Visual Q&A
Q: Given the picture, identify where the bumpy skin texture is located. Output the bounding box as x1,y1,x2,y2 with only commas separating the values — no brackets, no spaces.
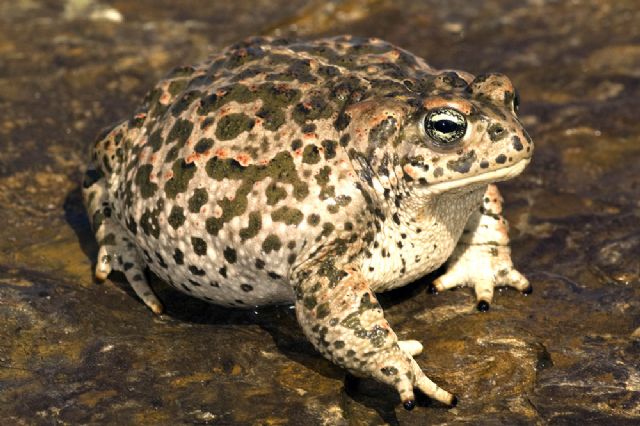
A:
82,36,533,408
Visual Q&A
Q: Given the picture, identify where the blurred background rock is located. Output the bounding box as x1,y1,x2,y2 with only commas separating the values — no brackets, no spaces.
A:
0,0,639,424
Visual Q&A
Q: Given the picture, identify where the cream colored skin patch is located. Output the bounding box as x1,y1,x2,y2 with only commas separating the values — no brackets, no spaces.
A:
82,36,533,410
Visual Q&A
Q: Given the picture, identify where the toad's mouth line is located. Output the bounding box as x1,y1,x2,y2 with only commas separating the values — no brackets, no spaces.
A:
427,158,531,194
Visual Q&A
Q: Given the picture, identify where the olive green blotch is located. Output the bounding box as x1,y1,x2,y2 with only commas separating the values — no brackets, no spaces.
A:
303,294,317,310
134,164,158,199
215,113,255,141
165,159,197,199
172,90,203,117
265,183,287,205
292,96,334,125
148,129,164,152
271,206,303,226
165,146,180,163
197,84,256,116
302,144,321,164
256,106,285,131
168,79,189,96
316,303,331,319
167,118,194,148
239,211,262,241
188,188,208,213
194,138,214,153
262,234,282,253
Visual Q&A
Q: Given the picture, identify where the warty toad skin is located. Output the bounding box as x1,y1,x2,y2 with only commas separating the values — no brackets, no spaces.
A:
82,35,533,410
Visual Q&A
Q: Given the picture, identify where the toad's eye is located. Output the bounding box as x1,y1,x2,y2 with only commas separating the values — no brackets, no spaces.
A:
513,89,520,113
423,108,467,147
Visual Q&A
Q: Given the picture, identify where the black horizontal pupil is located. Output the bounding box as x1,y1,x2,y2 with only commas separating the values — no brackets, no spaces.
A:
434,119,460,134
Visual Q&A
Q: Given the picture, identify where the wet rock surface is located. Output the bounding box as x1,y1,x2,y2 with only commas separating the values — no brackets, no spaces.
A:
1,0,639,424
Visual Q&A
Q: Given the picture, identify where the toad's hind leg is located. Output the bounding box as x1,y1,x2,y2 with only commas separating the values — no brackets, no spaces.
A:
292,250,456,410
82,166,164,314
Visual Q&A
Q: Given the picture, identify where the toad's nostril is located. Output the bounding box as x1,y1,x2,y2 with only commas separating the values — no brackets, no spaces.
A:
487,123,506,142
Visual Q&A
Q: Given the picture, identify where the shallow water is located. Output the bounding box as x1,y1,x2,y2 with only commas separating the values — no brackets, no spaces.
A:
1,0,639,424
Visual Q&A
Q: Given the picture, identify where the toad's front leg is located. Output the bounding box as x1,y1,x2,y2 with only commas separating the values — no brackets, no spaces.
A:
292,250,456,410
432,184,530,311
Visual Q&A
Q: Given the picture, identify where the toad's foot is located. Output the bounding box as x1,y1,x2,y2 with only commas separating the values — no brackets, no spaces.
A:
95,241,164,315
398,340,423,356
432,243,530,311
431,185,530,311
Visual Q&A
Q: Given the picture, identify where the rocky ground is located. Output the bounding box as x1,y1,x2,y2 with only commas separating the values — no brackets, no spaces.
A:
1,0,639,424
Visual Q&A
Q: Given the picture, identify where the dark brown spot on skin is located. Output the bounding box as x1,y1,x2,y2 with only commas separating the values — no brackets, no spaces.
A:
307,213,320,226
197,84,256,116
321,222,335,237
173,248,184,265
302,123,316,133
495,154,507,164
512,135,523,151
223,247,237,263
201,117,215,129
189,265,206,276
241,284,253,292
321,140,337,159
140,205,162,239
168,206,185,229
191,237,207,255
291,139,303,151
447,150,476,174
